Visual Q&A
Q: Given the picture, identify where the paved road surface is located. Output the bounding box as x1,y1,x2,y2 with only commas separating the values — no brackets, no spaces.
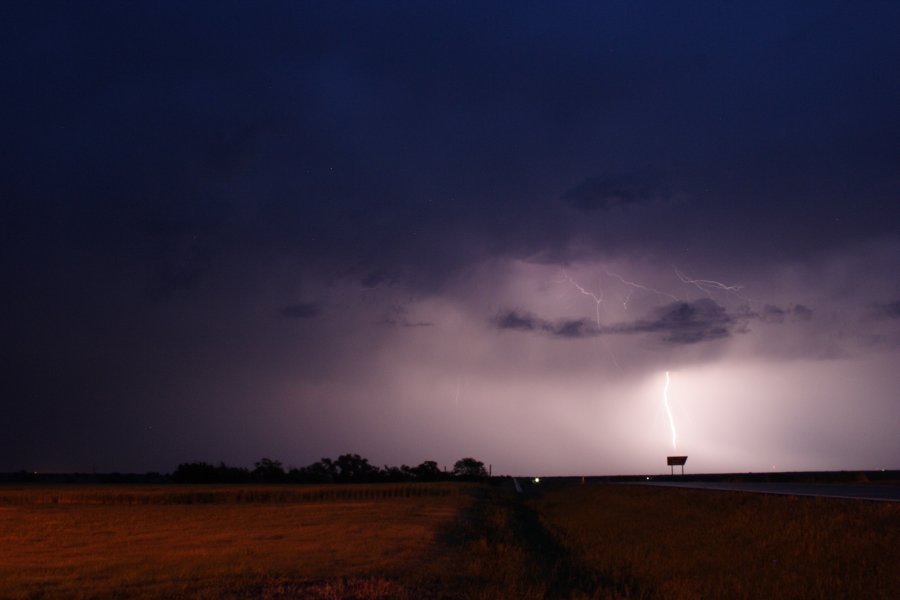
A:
638,481,900,502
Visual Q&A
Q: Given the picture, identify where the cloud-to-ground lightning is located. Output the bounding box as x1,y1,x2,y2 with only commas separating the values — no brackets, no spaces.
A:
663,371,677,449
558,268,760,455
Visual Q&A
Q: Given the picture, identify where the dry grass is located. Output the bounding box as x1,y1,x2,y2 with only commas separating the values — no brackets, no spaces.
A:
3,482,897,599
531,483,900,599
0,484,471,599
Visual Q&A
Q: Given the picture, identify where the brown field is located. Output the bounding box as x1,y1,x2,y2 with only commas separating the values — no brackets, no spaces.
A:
1,482,898,599
531,482,900,599
0,484,473,599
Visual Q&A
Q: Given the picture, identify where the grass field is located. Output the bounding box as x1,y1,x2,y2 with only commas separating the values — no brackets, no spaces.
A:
1,482,897,599
530,482,900,599
0,484,472,599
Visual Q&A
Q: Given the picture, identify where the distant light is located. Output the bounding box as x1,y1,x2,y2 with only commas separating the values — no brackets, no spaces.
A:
533,477,540,483
646,476,650,480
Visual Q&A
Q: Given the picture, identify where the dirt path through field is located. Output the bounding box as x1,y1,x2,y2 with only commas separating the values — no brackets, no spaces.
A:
427,485,654,599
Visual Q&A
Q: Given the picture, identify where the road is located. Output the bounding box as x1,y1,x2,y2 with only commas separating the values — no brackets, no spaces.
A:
638,481,900,502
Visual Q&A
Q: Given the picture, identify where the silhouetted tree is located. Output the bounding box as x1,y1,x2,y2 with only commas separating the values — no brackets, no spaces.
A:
300,458,338,483
452,457,488,480
335,453,379,482
381,465,407,482
173,462,216,483
413,460,443,481
253,457,286,482
169,454,491,485
173,462,251,483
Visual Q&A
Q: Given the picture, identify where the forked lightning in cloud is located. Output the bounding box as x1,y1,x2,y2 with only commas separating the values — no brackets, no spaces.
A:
560,266,754,454
561,271,624,370
601,267,680,304
563,268,678,325
674,267,748,302
563,271,604,326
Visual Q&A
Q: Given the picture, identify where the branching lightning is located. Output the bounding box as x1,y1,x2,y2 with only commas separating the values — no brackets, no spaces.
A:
561,272,624,371
557,265,757,454
663,370,676,449
602,267,680,303
563,271,604,326
675,267,748,302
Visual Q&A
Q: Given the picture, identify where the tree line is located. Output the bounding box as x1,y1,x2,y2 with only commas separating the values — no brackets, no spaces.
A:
172,454,489,484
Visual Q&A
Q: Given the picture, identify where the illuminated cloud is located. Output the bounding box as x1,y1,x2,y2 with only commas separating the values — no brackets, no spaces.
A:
608,299,734,345
1,3,898,475
495,299,781,345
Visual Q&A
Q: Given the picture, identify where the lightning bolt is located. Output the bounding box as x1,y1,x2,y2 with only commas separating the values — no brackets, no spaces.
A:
562,271,604,326
561,271,626,371
674,267,747,302
557,266,758,458
663,371,676,449
602,267,680,303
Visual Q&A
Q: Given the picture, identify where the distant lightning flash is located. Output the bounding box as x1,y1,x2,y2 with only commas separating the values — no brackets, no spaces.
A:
674,268,747,302
663,371,676,449
602,267,680,303
562,271,604,326
558,266,750,454
562,272,623,370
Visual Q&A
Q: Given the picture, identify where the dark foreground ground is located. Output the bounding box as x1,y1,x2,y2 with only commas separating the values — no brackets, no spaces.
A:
542,468,900,485
637,480,900,501
1,478,898,599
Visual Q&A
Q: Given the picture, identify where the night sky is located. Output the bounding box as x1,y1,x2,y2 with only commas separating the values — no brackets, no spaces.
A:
3,2,899,475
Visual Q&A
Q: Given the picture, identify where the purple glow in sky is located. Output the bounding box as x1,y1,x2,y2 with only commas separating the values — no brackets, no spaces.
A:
2,2,899,475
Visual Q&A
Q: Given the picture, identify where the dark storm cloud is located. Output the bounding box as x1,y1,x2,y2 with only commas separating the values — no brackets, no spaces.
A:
790,304,813,321
744,303,813,324
553,319,597,339
360,272,389,289
496,299,741,345
494,310,543,332
3,2,899,294
384,314,434,328
146,256,209,299
496,297,819,346
562,171,671,212
280,303,321,319
607,299,734,345
869,300,900,320
381,305,433,328
400,321,433,328
758,304,787,323
2,2,899,473
493,310,598,338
